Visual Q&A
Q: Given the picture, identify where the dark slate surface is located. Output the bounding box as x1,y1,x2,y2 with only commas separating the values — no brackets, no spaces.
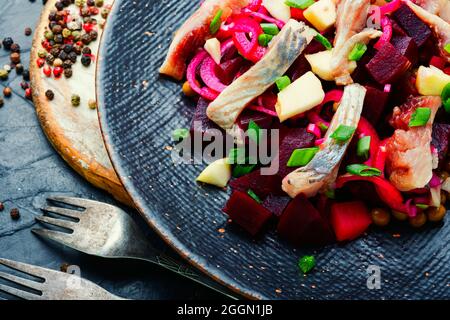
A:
0,0,220,300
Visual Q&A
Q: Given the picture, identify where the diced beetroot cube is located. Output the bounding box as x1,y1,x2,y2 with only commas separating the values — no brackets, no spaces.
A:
392,4,431,47
190,98,223,137
391,19,407,37
432,123,450,164
275,127,315,177
365,42,411,84
391,35,418,66
362,86,390,126
238,109,274,131
277,194,335,246
262,194,291,217
230,169,283,198
287,54,311,82
330,201,372,242
223,191,272,236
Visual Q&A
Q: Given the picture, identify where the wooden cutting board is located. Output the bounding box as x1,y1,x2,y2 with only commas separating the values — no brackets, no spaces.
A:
30,0,133,206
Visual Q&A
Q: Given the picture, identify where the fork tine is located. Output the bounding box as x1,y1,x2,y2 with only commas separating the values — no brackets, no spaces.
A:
0,271,43,291
35,215,76,231
47,196,101,209
41,206,82,219
0,259,48,279
32,228,74,247
0,283,41,300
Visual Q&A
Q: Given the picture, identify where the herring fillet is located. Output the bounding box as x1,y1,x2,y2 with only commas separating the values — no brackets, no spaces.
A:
159,0,250,81
282,84,367,198
206,20,315,130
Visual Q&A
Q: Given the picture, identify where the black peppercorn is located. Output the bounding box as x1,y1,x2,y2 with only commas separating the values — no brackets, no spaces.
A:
73,45,82,55
81,7,90,17
10,43,20,53
22,69,30,81
10,52,21,64
45,89,55,100
62,0,71,6
81,33,91,45
82,46,91,55
48,10,57,21
52,24,63,34
46,54,55,65
63,60,72,69
0,98,4,108
81,54,91,67
10,208,20,220
15,63,24,74
25,27,33,36
68,51,77,63
2,37,14,50
20,81,29,90
0,202,4,211
54,34,64,44
50,47,61,57
89,30,98,41
55,1,64,11
87,0,95,6
64,44,73,53
58,51,68,61
64,68,73,78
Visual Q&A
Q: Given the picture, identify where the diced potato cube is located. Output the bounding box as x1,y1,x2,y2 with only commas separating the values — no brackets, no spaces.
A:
416,65,450,96
305,50,356,81
204,38,221,65
263,0,291,22
304,0,337,32
196,158,231,188
276,71,325,122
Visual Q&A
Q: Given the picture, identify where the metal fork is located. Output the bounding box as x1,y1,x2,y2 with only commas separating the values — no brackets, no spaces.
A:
0,258,124,300
32,196,237,299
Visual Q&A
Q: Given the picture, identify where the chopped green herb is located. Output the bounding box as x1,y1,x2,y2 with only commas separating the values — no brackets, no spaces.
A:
172,128,190,141
348,43,367,61
330,125,356,142
247,120,262,145
314,34,332,50
442,83,450,113
232,164,257,178
444,43,450,54
227,148,247,164
275,75,291,92
298,255,316,274
324,188,336,199
318,122,329,132
247,189,262,203
416,204,429,210
357,136,371,159
408,107,431,127
261,23,279,35
258,34,273,47
346,164,382,177
285,0,315,9
287,147,319,167
210,9,223,34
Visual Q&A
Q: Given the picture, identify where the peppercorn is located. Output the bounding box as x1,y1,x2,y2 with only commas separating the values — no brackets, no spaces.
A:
25,27,33,36
55,1,64,11
10,43,20,53
81,47,91,55
392,210,408,221
0,69,8,80
71,94,80,107
80,7,90,17
62,28,71,38
10,53,20,64
44,30,54,41
10,208,20,220
22,69,30,81
81,33,91,45
371,208,391,227
36,57,45,68
50,47,61,58
75,0,86,7
52,24,63,34
81,54,91,67
48,10,57,21
63,60,72,69
46,54,56,65
45,89,55,100
15,64,24,75
3,87,12,97
0,98,4,108
38,49,48,59
409,212,427,228
58,51,68,61
95,0,103,6
71,30,81,41
0,202,4,211
62,0,71,6
53,66,64,78
88,99,97,109
64,68,73,78
101,8,109,19
53,58,63,67
2,37,13,50
89,7,99,15
73,45,82,55
54,34,64,44
68,51,77,63
87,0,95,6
20,81,29,90
426,205,446,222
89,30,98,41
25,88,32,100
43,65,52,77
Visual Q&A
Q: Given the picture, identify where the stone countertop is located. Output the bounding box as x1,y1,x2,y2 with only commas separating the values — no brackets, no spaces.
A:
0,0,220,300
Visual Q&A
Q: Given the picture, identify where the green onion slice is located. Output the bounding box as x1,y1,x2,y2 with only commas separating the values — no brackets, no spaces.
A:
357,136,371,159
324,188,336,199
314,34,332,50
285,0,315,9
247,120,262,145
172,128,189,141
210,9,223,34
275,75,291,92
348,43,367,61
298,255,316,274
416,204,429,210
330,125,356,142
318,122,329,132
346,164,382,177
258,34,273,47
408,107,431,127
232,164,256,178
287,147,319,167
261,23,279,35
247,189,262,203
441,82,450,113
444,43,450,54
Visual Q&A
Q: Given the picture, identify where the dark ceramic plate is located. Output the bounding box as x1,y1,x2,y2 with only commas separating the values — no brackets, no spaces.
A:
97,0,450,299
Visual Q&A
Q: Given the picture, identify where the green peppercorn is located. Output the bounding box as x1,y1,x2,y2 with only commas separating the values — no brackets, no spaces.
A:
71,31,81,41
44,30,54,40
75,0,86,7
101,8,110,19
95,0,104,7
71,94,80,107
62,28,72,38
38,49,48,58
88,99,97,109
0,69,8,80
